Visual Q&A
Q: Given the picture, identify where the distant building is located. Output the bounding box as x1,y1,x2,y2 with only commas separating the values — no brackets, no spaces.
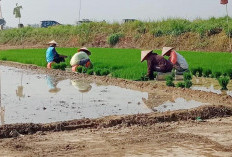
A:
40,20,61,28
122,19,137,23
77,19,92,25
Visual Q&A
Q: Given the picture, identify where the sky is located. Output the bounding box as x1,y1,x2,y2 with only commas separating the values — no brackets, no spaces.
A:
1,0,232,27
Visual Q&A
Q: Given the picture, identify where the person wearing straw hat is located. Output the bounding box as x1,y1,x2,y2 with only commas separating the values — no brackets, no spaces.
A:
46,40,67,65
162,47,188,74
141,50,173,80
70,47,92,72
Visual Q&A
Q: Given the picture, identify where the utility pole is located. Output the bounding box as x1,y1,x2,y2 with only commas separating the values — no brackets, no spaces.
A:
0,0,6,30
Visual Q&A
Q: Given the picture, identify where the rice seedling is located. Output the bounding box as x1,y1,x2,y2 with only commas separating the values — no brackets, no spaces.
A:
218,76,230,90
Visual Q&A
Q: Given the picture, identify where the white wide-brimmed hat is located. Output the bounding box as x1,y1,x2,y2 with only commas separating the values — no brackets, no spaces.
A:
71,80,92,93
78,47,91,55
48,40,58,45
141,50,153,62
162,47,174,56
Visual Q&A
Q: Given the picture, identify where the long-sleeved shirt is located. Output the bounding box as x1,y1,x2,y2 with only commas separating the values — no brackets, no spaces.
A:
70,51,89,66
147,53,173,79
169,51,188,70
46,46,59,63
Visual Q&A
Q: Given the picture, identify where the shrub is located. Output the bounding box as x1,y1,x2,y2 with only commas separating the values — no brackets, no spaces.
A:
218,76,230,90
183,72,192,81
107,33,123,46
203,69,212,77
184,80,193,88
176,82,185,88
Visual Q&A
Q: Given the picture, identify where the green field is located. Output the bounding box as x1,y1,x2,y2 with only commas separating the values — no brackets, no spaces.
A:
0,48,231,80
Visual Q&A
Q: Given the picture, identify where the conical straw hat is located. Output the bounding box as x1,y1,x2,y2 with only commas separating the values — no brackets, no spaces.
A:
48,40,58,45
141,50,152,62
162,47,174,56
79,47,91,55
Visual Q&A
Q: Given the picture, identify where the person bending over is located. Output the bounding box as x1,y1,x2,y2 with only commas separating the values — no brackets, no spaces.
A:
141,50,173,80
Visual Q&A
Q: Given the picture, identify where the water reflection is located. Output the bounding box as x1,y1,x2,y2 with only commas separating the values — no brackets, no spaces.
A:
16,72,25,100
0,106,5,125
71,79,92,93
46,76,64,93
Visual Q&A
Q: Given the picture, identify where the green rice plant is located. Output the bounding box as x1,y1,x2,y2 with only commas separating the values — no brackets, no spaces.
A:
217,76,230,90
226,69,232,79
190,68,198,76
94,68,102,76
212,71,222,78
100,69,110,76
87,69,94,75
165,75,175,87
77,66,83,73
183,72,192,81
197,67,203,77
165,75,174,82
107,33,123,46
1,57,7,61
203,69,212,77
184,80,193,88
52,63,67,71
176,82,185,88
166,80,175,87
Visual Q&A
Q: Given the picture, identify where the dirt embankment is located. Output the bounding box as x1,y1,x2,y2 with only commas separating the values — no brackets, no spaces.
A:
0,32,232,52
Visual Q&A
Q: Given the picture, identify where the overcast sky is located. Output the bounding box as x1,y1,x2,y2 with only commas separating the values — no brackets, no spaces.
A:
1,0,232,27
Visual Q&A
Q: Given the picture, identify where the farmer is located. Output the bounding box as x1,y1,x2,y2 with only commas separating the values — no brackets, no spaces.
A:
46,40,67,68
162,47,188,74
141,50,173,80
70,47,92,72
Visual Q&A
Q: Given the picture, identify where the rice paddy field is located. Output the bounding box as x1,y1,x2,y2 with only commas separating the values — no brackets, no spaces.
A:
0,47,232,80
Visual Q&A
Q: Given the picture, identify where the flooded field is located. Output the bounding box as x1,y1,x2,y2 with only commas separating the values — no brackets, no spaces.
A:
0,66,220,126
191,77,232,96
0,66,153,125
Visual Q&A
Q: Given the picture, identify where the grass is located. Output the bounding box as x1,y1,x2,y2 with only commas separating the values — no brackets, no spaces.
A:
0,47,232,80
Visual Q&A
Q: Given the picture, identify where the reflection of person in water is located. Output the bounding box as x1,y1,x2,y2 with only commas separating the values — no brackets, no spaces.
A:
142,92,176,109
0,106,5,125
16,73,25,100
71,79,92,93
46,76,65,93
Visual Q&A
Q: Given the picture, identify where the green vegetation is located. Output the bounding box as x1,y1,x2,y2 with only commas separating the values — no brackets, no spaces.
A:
218,76,230,90
0,48,231,80
165,75,175,87
1,17,232,50
107,33,123,46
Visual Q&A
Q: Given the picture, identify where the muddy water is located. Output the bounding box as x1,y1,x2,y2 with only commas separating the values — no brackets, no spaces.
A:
0,66,152,125
191,77,232,96
153,98,207,112
0,66,207,125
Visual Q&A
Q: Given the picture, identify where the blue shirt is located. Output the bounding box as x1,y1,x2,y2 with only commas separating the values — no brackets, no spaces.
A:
46,46,59,63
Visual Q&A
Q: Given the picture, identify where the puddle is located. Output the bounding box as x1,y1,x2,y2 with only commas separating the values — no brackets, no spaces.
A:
0,66,152,125
191,77,232,97
153,98,206,112
0,66,210,125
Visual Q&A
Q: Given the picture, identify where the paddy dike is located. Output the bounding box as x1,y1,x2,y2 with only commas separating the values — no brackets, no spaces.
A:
0,61,232,156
